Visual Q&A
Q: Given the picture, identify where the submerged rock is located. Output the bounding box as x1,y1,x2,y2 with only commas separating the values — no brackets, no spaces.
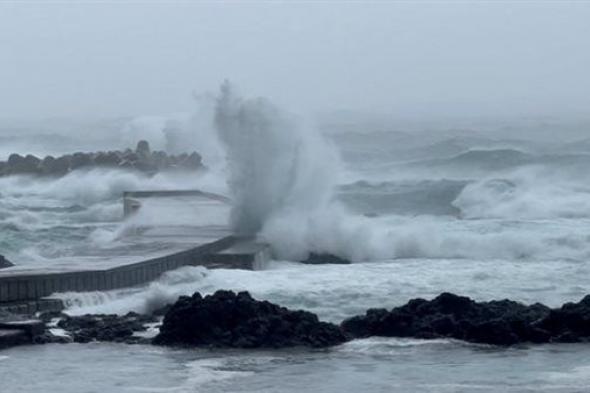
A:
153,290,347,348
300,253,351,265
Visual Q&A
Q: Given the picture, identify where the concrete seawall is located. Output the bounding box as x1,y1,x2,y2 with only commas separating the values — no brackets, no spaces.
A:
0,236,270,314
0,188,274,350
0,189,271,316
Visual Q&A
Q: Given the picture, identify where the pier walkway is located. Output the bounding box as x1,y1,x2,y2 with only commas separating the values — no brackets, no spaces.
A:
0,190,271,315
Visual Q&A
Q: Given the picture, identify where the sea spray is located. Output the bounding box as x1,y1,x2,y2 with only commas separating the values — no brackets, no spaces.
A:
214,81,340,239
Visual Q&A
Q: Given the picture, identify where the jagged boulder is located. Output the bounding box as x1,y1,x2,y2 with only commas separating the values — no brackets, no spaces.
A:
153,290,347,348
22,292,590,349
57,312,157,344
534,295,590,343
341,293,552,346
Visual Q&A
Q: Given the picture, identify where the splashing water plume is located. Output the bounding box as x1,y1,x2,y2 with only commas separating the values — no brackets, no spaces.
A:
214,82,341,249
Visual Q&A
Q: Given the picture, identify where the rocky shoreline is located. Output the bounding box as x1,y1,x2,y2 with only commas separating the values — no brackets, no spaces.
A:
153,290,347,348
0,140,203,177
3,291,590,350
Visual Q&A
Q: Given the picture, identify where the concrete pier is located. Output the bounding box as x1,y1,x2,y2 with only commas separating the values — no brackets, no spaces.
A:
0,189,271,316
0,236,271,314
123,189,231,217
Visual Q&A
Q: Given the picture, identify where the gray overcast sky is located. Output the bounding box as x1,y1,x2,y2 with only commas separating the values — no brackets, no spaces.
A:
0,1,589,119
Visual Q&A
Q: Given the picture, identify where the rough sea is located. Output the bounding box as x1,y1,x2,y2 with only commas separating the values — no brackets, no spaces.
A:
2,116,590,392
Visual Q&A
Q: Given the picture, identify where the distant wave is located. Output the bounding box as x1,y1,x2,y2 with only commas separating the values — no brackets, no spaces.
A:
410,148,533,171
454,167,590,219
338,179,468,216
408,148,590,173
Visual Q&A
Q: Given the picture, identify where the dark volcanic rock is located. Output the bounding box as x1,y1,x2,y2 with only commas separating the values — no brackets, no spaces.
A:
534,295,590,343
38,311,68,323
57,312,157,344
34,332,73,344
341,293,552,345
300,253,351,265
0,254,14,268
21,292,590,348
153,290,347,348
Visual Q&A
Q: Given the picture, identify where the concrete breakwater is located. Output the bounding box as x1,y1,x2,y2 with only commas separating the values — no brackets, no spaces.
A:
0,236,270,348
0,187,272,348
0,236,270,314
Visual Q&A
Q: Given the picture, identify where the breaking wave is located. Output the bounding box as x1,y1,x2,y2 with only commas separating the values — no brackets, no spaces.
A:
454,166,590,219
213,82,341,246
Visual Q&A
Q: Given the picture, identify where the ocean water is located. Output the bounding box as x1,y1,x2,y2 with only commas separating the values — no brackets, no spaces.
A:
3,118,590,392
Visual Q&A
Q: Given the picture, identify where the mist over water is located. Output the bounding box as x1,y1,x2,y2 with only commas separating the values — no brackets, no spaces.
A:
5,90,590,265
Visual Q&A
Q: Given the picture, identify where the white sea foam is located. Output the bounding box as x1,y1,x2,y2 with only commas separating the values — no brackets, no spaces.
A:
338,337,460,355
454,166,590,219
183,359,254,386
58,258,590,322
545,364,590,385
210,84,590,263
58,266,209,315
